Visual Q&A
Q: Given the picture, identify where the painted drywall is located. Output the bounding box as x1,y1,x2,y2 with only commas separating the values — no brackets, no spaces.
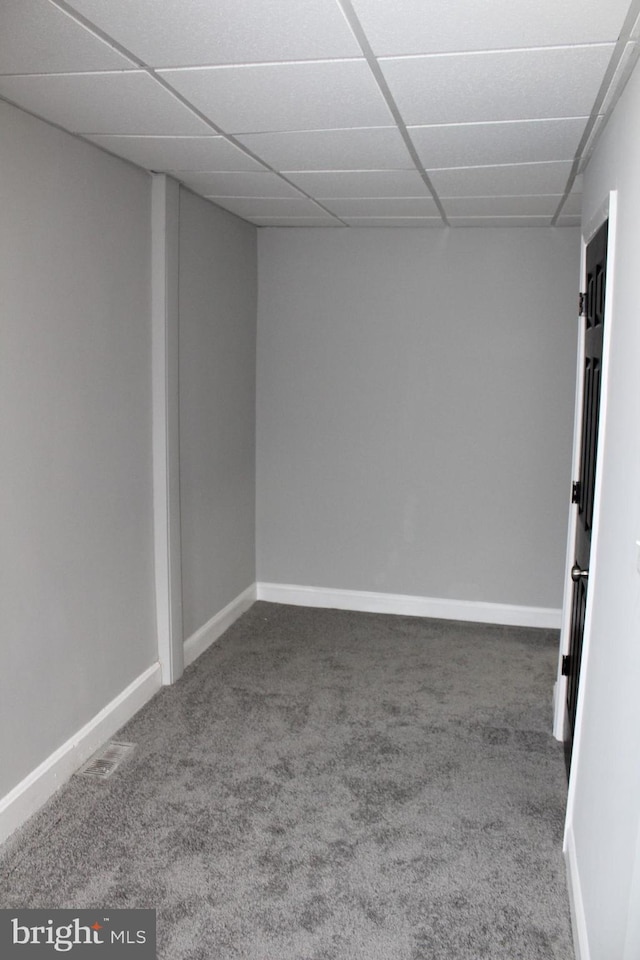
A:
178,189,257,640
257,227,579,609
568,63,640,960
0,102,156,798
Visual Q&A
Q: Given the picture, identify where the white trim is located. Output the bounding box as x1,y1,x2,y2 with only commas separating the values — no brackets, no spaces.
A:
565,823,591,960
0,664,162,846
183,585,257,668
152,174,183,685
256,582,561,629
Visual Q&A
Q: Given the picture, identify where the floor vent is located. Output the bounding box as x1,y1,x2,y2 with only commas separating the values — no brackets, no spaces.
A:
76,741,136,780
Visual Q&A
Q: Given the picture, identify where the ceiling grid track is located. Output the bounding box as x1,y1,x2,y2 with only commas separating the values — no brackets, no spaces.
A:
551,0,640,224
335,0,450,225
3,0,638,228
48,0,349,225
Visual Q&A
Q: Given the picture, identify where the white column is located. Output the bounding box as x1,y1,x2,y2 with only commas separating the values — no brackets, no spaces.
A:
151,174,184,684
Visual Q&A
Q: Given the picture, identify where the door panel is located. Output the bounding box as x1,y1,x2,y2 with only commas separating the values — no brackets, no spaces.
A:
565,218,608,772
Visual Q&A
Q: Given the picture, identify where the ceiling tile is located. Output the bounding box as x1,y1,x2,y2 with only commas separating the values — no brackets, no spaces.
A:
350,0,631,55
343,217,443,227
254,218,345,227
0,0,136,74
0,72,212,134
66,0,361,66
443,195,564,217
236,127,413,171
449,217,553,227
409,118,588,170
380,45,615,125
283,170,430,198
177,171,301,197
431,161,573,197
323,197,439,217
209,197,334,218
2,0,616,228
84,135,265,171
158,60,394,134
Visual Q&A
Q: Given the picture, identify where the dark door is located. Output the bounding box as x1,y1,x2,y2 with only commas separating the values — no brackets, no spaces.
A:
565,219,608,773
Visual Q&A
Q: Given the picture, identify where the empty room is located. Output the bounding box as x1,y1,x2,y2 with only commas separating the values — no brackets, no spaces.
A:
1,2,639,958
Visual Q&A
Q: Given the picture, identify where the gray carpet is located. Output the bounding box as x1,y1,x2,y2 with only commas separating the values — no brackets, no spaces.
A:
0,602,573,959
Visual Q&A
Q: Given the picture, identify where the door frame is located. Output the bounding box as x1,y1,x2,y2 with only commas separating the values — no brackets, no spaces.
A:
553,191,618,760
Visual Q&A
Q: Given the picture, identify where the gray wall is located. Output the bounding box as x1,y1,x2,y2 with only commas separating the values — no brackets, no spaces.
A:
570,62,640,960
178,190,257,639
257,227,579,609
0,102,156,797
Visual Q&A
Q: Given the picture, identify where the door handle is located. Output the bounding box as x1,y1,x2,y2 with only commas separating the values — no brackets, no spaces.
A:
571,563,589,582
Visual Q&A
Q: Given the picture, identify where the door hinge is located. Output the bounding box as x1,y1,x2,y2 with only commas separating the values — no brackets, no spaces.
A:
571,481,581,504
562,655,571,677
578,292,587,317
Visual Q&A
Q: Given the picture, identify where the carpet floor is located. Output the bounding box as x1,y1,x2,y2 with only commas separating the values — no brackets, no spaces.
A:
0,602,573,959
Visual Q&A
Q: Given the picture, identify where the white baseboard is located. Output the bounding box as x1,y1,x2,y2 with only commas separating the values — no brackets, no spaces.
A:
183,584,257,668
0,663,162,846
256,582,561,629
565,823,590,960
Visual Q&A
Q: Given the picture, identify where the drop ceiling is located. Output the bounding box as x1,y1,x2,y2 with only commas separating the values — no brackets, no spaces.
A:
2,0,640,228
